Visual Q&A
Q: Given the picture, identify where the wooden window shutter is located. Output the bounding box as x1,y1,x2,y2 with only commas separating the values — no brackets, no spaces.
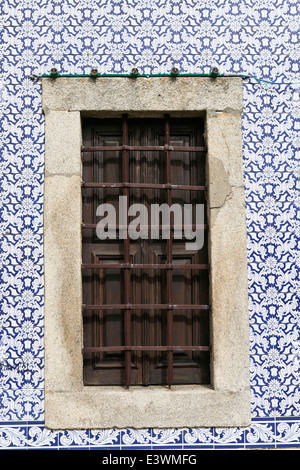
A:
81,116,210,387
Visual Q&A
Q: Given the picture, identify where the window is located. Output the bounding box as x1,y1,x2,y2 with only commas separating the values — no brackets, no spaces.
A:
43,76,251,429
81,116,210,387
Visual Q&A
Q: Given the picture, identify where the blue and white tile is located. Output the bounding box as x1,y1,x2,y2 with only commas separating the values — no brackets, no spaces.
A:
0,325,43,390
213,427,246,449
245,418,276,448
57,429,90,449
0,0,300,451
89,428,121,449
242,141,298,173
26,422,59,449
151,428,183,448
183,427,214,448
0,420,28,448
121,428,152,449
0,389,29,422
276,417,300,447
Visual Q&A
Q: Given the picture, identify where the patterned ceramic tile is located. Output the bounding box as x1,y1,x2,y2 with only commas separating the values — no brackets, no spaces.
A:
275,417,300,447
121,429,152,449
0,421,29,448
244,418,276,448
183,427,214,448
0,0,300,450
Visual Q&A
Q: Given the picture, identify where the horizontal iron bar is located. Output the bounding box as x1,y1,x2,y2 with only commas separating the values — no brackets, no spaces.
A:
82,304,210,310
82,263,209,270
82,223,208,230
82,145,206,152
82,182,207,191
83,345,210,352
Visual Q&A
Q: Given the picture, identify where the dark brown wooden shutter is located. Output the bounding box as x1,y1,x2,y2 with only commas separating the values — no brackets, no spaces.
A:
82,116,210,387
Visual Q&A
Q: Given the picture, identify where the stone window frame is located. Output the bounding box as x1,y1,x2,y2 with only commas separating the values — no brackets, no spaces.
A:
42,77,250,430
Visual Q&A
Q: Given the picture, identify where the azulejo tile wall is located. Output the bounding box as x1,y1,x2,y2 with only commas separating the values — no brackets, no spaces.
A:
0,0,299,449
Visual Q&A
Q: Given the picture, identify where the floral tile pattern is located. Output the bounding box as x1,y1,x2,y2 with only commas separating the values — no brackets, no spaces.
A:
0,0,300,449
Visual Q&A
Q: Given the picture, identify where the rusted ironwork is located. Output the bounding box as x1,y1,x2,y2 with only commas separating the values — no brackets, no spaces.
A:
122,114,131,389
82,263,209,270
82,115,209,388
81,223,208,230
81,181,206,191
165,115,173,387
81,144,206,152
82,304,210,311
83,345,210,352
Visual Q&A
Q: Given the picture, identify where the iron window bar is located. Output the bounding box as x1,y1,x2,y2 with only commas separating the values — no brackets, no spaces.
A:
82,182,206,191
121,114,132,388
82,263,209,270
82,223,208,230
84,346,210,352
81,145,206,152
82,304,210,310
82,113,209,389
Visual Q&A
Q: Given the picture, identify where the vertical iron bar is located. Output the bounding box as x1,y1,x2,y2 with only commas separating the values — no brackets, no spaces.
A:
165,114,173,388
122,114,131,388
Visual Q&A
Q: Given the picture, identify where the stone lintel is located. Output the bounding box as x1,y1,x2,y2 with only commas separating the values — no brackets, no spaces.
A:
42,77,243,115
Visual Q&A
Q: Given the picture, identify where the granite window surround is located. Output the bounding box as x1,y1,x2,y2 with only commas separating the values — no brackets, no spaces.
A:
42,76,250,430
